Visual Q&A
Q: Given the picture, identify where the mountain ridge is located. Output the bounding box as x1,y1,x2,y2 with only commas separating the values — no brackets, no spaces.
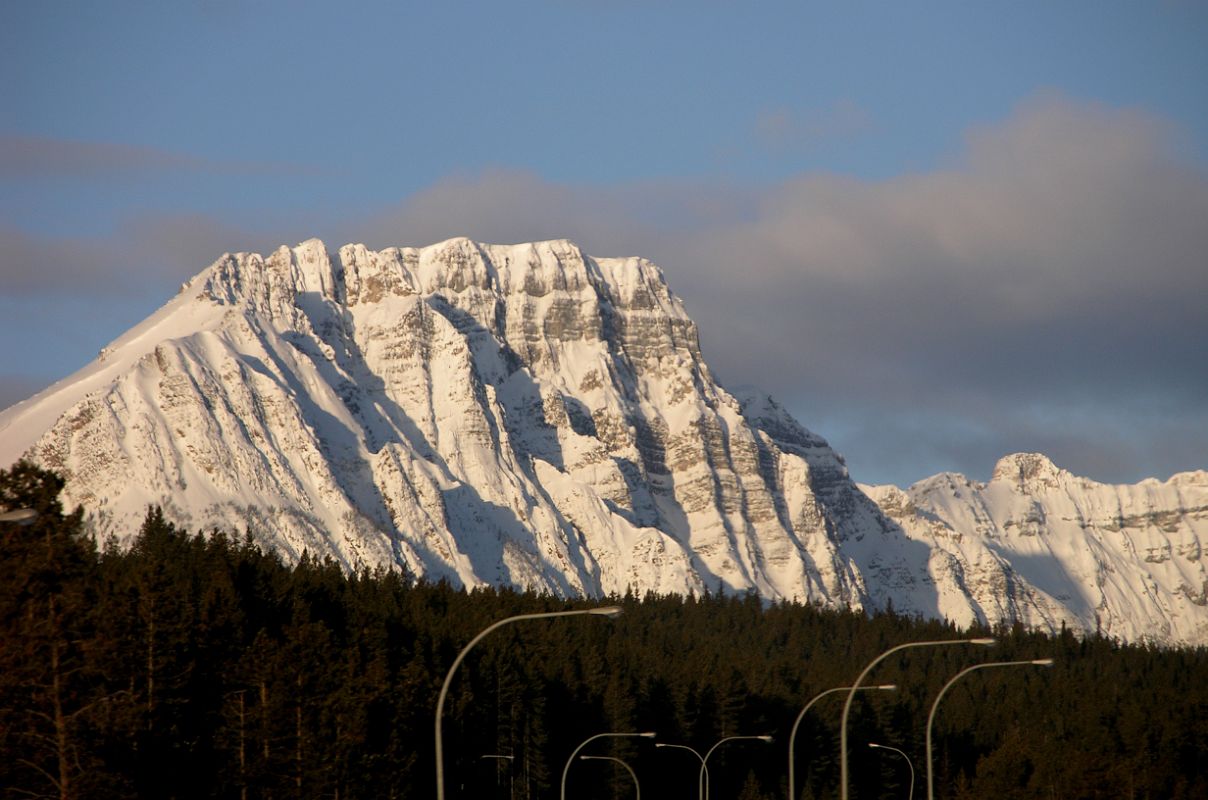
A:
2,238,1204,646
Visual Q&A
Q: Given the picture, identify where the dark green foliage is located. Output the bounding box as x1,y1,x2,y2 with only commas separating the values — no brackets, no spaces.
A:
1,462,1205,798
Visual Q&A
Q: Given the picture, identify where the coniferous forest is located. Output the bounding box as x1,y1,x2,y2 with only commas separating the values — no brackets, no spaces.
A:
2,461,1207,799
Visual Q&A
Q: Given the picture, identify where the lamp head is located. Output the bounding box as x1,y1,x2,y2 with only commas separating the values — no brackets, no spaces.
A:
589,605,624,618
874,684,898,691
868,742,884,750
969,637,996,646
1032,658,1055,666
0,508,37,524
639,732,657,738
756,735,773,742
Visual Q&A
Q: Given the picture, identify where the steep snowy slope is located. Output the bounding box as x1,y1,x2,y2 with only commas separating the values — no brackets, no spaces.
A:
1,239,1204,645
864,453,1208,646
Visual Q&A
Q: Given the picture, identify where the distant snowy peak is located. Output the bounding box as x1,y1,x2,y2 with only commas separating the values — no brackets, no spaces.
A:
866,454,1208,646
730,386,833,452
988,452,1068,490
914,452,1207,495
1,238,1205,647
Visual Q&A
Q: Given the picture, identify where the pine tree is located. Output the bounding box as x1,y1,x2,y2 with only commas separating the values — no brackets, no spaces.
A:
0,462,115,798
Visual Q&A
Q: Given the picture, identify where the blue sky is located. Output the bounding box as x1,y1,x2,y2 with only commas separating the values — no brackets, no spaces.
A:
2,1,1206,486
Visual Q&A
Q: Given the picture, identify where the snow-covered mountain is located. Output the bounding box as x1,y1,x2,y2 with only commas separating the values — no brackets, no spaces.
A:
1,238,1204,646
863,454,1208,645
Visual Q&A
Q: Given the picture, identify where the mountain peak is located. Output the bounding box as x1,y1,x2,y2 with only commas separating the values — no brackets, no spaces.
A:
990,452,1066,489
2,239,1204,647
2,238,841,603
881,451,1208,646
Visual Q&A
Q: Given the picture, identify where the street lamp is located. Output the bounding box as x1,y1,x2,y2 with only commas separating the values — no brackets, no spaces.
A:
925,658,1053,800
480,754,513,800
655,743,707,800
869,743,915,800
435,606,623,800
789,685,896,800
701,735,773,800
840,637,994,800
561,731,655,800
581,755,641,800
0,508,37,524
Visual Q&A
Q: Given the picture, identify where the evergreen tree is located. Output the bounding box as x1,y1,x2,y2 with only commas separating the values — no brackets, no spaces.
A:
2,465,1207,798
0,463,113,798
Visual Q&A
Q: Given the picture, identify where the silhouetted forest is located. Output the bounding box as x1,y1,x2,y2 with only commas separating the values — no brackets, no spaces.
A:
2,461,1206,799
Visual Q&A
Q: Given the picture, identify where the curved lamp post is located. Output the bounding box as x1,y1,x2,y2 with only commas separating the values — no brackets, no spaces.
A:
840,637,994,800
701,735,773,800
435,606,623,800
480,754,513,799
925,658,1053,800
869,743,915,800
655,743,707,800
561,731,655,800
581,755,641,800
789,685,896,800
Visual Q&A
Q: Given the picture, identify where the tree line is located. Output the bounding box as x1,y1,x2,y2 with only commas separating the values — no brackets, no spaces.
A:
2,461,1205,799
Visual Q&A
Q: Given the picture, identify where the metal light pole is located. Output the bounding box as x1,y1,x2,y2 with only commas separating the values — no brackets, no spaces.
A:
435,606,623,800
925,658,1054,800
561,732,656,800
480,754,514,800
788,685,896,800
581,755,641,800
839,637,994,800
700,735,773,800
869,743,915,800
655,743,708,800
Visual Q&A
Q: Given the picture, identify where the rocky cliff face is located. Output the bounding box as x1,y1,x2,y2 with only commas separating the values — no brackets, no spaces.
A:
1,239,1205,645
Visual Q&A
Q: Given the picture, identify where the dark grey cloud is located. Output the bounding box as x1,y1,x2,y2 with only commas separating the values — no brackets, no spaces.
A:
0,213,315,297
0,135,320,180
0,136,203,178
0,212,310,410
347,169,759,255
0,225,126,294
